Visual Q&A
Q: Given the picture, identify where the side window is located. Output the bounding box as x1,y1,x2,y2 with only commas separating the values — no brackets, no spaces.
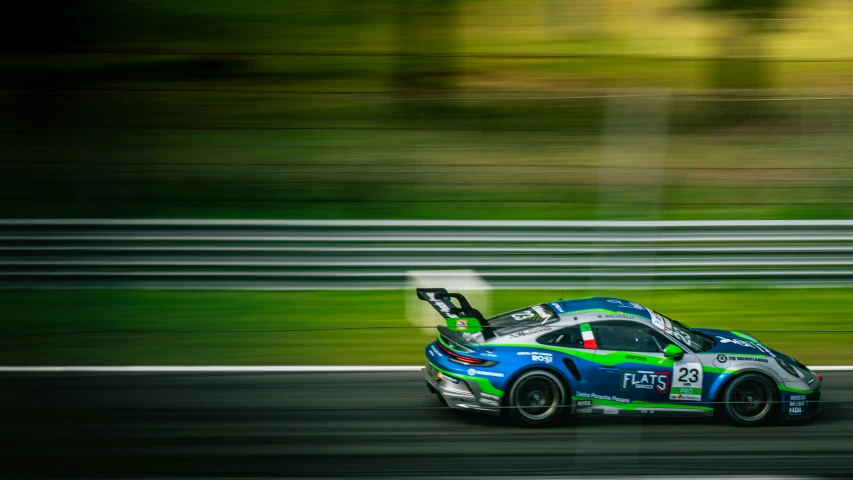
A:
537,326,585,348
589,321,668,353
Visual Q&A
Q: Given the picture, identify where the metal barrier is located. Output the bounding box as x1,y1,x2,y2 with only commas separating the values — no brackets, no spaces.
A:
2,219,853,289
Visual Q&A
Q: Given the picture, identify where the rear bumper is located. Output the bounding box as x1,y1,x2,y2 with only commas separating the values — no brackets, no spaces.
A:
423,364,501,415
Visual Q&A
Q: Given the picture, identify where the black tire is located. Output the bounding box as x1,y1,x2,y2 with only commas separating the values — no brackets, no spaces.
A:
507,370,565,427
721,373,779,427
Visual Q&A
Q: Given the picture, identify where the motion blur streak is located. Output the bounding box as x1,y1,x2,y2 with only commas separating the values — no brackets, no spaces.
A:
4,220,853,289
3,2,853,222
3,371,852,478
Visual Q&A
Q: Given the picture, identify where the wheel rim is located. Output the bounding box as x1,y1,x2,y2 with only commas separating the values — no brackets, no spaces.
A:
730,379,772,422
513,375,559,421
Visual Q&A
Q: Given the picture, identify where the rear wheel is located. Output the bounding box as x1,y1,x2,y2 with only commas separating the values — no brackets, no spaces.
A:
507,370,565,427
722,373,778,427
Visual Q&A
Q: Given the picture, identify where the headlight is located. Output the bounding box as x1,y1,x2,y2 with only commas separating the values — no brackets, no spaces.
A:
775,358,800,378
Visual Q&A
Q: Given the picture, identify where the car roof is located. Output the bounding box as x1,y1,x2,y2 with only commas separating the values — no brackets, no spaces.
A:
547,297,652,321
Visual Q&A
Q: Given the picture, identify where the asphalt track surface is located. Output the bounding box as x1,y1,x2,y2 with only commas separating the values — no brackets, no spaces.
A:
3,371,853,478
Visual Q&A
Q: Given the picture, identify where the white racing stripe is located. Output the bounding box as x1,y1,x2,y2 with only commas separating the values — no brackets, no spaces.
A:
0,365,851,372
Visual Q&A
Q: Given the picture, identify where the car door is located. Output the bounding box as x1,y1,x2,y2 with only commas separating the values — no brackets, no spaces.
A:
586,320,703,408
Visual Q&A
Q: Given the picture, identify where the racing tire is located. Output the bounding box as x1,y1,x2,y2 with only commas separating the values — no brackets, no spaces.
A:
721,373,779,427
506,370,566,427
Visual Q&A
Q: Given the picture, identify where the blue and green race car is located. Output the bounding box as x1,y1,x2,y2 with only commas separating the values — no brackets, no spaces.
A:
419,288,822,427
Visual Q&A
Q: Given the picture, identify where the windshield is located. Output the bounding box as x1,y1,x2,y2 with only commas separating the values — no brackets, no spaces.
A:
488,304,559,336
651,311,716,352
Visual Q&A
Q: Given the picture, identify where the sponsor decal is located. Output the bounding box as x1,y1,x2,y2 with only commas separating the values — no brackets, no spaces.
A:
511,310,536,321
509,326,553,338
621,370,670,394
671,362,703,401
728,356,768,363
790,394,807,400
808,378,816,385
429,345,440,357
716,336,776,357
789,400,807,407
577,407,593,414
455,319,468,331
606,299,644,310
670,393,702,401
672,328,693,347
651,314,665,330
517,351,554,364
576,400,592,407
789,407,803,415
437,372,459,384
579,323,598,349
603,409,619,415
716,354,728,363
597,314,635,320
467,368,504,378
450,396,473,404
532,305,552,320
480,351,498,358
575,391,630,404
640,410,655,415
426,292,457,318
550,302,564,313
479,398,500,407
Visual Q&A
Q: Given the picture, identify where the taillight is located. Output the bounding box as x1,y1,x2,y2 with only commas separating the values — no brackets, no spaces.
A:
436,341,496,366
818,374,823,381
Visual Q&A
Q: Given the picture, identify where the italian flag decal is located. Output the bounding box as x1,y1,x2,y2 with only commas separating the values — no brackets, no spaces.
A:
580,323,598,349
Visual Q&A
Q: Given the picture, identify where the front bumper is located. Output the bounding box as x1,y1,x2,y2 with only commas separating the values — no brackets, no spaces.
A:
781,387,821,421
423,363,501,415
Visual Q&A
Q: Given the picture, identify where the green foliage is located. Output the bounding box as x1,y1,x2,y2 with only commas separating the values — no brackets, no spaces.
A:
0,289,850,365
700,0,791,18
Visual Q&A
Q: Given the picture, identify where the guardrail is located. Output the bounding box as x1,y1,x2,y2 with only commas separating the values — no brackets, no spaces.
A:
2,219,853,289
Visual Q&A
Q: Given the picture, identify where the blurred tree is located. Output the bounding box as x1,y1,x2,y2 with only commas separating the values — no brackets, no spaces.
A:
697,0,792,91
394,0,460,93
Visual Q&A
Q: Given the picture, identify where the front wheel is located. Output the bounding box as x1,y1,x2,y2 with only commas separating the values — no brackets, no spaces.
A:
507,370,565,427
721,373,778,427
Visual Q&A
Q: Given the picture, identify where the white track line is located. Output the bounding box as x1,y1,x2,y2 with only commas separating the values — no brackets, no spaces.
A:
0,365,850,372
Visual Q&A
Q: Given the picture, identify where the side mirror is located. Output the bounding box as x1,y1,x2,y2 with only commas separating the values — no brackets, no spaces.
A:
664,344,684,360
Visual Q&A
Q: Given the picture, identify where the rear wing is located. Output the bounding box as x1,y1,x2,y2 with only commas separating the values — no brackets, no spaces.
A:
416,288,495,340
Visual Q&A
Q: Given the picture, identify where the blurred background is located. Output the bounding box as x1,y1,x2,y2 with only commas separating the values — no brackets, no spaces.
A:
1,0,852,364
2,2,853,478
1,0,852,220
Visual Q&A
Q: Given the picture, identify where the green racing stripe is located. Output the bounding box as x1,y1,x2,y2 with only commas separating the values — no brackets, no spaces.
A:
778,384,819,395
489,343,675,368
572,396,713,411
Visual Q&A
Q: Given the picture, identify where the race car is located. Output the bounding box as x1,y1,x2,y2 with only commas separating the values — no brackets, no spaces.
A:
419,288,822,427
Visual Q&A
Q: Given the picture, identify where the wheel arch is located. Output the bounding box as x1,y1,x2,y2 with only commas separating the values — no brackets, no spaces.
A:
711,368,781,408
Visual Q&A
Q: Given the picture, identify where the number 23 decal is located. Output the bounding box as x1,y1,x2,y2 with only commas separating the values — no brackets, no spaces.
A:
678,367,699,383
670,362,703,401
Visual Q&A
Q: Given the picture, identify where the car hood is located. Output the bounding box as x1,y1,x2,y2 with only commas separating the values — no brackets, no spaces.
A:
693,328,795,362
